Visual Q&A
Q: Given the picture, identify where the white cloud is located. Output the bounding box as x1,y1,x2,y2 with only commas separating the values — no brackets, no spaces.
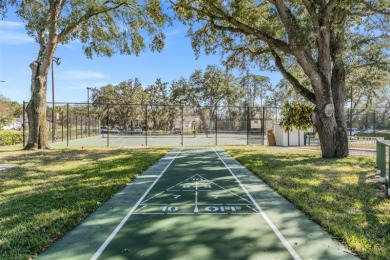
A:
0,21,24,28
0,30,34,44
165,29,182,37
58,70,110,80
0,21,34,44
68,82,112,90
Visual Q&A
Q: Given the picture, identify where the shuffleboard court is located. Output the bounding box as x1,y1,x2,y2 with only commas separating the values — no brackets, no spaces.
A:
38,148,358,260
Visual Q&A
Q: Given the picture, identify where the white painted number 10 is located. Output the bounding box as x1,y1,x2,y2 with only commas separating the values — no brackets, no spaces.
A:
161,206,179,212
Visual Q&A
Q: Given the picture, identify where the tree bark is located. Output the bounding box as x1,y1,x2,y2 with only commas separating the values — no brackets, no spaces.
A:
24,62,50,150
312,106,349,158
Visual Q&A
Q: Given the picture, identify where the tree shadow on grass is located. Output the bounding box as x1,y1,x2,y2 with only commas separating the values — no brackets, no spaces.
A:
0,148,169,259
226,148,390,259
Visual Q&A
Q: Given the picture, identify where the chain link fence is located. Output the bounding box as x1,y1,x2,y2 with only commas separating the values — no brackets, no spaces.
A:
21,102,389,148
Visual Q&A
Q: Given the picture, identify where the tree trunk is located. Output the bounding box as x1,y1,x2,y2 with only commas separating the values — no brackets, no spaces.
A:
312,103,349,158
24,62,50,150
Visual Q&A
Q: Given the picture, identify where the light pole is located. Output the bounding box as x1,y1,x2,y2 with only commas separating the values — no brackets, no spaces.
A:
51,57,61,143
87,87,91,136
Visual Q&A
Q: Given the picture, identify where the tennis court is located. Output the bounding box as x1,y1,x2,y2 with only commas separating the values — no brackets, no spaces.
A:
38,148,357,259
51,132,266,148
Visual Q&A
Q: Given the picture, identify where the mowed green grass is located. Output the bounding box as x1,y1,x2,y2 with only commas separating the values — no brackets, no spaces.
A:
0,146,169,260
225,146,390,260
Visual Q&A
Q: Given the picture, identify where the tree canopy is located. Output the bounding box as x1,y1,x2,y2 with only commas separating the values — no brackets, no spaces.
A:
171,0,390,158
0,94,22,128
172,65,244,131
0,0,170,149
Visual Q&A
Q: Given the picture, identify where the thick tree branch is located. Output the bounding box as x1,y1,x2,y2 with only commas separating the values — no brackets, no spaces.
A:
301,0,319,28
58,2,128,43
347,62,390,72
361,0,390,15
271,50,316,103
323,0,338,16
222,45,271,56
197,0,291,53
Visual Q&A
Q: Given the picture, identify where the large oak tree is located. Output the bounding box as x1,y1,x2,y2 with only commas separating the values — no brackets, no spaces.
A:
171,0,390,158
1,0,168,149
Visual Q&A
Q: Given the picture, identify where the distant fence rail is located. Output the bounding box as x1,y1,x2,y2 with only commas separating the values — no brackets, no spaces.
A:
22,102,281,148
376,139,390,197
21,102,389,149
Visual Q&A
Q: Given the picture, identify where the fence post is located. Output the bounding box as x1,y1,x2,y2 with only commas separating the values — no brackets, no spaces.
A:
106,104,109,147
215,106,218,146
145,104,148,147
66,103,69,147
388,146,390,196
181,105,184,146
76,115,78,139
61,111,64,142
378,142,386,183
262,106,265,145
22,101,26,148
376,139,380,172
246,105,250,145
373,111,376,136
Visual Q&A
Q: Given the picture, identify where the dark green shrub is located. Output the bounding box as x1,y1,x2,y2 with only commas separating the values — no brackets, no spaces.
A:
0,130,23,146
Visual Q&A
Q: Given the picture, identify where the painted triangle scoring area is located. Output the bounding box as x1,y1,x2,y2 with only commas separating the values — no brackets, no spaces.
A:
134,174,259,215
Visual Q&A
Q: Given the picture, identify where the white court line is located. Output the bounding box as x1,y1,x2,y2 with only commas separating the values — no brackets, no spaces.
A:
141,190,165,204
137,213,165,215
212,148,302,260
134,205,147,213
192,173,252,204
167,173,253,204
167,213,195,215
166,180,186,190
118,137,130,148
91,148,183,260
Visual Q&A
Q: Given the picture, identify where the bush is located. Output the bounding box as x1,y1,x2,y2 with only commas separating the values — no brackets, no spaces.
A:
356,132,390,140
0,130,23,146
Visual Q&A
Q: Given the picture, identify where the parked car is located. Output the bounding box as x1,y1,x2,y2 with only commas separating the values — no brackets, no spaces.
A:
347,128,359,136
131,126,143,135
172,127,181,134
100,127,108,133
111,127,120,134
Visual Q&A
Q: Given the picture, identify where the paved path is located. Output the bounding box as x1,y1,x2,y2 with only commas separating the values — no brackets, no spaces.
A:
38,148,358,259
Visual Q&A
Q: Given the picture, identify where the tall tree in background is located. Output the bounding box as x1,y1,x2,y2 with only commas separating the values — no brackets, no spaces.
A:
0,0,168,149
240,74,270,107
172,65,244,132
0,94,22,128
145,79,171,131
172,0,390,158
91,79,147,130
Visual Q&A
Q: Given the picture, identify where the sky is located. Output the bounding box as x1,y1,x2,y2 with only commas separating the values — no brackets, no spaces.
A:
0,7,282,104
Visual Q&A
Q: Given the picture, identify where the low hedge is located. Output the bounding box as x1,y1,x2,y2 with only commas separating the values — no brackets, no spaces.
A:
356,132,390,140
0,130,23,146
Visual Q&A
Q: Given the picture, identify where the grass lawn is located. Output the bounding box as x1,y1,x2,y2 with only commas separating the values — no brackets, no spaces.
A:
1,145,389,259
0,146,170,260
225,146,390,260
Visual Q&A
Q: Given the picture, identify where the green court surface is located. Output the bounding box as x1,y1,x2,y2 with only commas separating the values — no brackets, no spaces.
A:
51,133,262,148
38,148,357,260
